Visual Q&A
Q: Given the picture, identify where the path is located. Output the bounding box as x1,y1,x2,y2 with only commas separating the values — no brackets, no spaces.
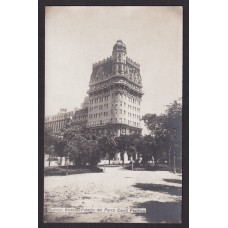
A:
44,166,182,223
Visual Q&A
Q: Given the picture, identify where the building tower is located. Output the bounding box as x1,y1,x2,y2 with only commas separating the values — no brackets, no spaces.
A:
87,40,143,136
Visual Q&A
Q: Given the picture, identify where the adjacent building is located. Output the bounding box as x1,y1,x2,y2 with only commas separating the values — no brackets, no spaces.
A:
45,40,143,136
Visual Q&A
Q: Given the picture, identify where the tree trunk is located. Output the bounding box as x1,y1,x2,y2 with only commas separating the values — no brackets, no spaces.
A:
168,146,172,165
75,156,81,168
154,151,158,168
141,154,149,166
49,153,51,167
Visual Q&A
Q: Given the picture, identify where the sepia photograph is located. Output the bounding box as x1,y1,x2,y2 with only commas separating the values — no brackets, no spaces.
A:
41,4,187,224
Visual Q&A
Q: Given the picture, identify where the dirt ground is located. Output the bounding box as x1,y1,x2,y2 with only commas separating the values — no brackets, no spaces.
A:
44,166,182,223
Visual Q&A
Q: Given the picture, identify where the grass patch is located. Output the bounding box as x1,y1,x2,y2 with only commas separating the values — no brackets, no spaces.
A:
44,165,103,176
124,163,182,173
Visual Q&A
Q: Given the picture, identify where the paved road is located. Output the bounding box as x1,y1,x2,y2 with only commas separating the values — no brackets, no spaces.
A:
44,166,182,223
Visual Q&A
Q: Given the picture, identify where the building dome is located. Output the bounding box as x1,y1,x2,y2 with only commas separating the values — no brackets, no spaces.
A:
113,40,126,52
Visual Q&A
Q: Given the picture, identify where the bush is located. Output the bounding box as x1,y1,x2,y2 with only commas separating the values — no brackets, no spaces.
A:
44,166,103,176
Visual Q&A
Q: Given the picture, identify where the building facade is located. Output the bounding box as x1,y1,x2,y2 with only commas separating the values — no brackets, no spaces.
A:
87,40,143,136
45,107,88,133
45,40,143,136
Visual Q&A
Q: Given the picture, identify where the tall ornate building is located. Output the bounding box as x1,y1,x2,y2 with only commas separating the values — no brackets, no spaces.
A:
45,40,143,136
87,40,143,136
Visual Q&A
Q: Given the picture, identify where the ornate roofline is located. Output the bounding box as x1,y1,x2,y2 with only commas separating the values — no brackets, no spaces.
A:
126,57,140,69
92,56,113,69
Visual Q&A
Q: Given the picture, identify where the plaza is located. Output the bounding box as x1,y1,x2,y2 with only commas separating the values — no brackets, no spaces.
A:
44,166,182,223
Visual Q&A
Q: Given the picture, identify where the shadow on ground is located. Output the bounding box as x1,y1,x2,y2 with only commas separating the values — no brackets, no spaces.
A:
163,178,182,184
134,200,182,223
133,181,182,223
133,183,182,196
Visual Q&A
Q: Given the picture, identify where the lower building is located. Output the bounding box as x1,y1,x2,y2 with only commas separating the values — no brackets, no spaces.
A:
45,107,88,133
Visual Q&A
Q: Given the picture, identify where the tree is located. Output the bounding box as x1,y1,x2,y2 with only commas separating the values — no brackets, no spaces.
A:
138,112,165,166
125,133,140,160
164,100,182,166
141,99,182,168
115,134,131,166
134,135,153,165
87,139,101,167
57,117,102,167
97,134,116,165
64,135,90,167
44,126,58,166
54,139,66,166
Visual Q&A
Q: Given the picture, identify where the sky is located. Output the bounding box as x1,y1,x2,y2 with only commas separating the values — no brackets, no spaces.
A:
45,6,183,134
